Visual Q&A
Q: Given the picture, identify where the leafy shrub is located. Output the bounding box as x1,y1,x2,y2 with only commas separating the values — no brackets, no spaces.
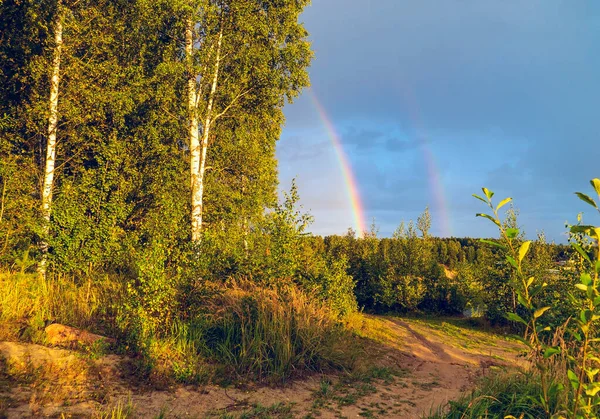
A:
472,179,600,418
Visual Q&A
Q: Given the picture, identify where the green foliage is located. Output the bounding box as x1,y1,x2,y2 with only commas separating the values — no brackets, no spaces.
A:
0,0,313,279
0,0,318,361
313,208,505,315
428,370,563,419
473,180,600,418
238,181,358,316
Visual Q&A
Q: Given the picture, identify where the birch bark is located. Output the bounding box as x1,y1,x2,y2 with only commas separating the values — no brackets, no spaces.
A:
194,28,223,240
39,4,63,276
186,18,202,242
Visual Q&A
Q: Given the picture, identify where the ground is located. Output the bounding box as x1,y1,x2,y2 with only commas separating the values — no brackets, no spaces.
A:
0,315,524,418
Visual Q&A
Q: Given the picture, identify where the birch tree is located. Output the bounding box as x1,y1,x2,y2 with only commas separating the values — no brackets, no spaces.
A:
0,0,313,275
187,17,202,242
39,1,64,276
187,3,225,243
186,0,312,243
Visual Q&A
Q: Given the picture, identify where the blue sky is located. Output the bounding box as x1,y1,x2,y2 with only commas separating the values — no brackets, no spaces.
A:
277,1,600,242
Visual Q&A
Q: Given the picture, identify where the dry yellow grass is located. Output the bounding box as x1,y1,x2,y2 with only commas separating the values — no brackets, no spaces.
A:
0,271,122,341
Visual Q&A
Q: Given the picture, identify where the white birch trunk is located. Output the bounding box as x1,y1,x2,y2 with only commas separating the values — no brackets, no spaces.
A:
186,19,202,242
195,28,223,239
39,5,63,277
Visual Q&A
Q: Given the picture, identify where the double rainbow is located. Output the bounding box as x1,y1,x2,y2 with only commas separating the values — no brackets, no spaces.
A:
309,88,452,238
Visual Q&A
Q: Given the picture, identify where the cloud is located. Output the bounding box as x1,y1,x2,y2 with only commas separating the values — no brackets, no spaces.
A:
279,0,600,241
277,134,330,162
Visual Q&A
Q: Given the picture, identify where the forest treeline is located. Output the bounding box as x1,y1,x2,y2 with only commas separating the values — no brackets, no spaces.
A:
306,207,574,326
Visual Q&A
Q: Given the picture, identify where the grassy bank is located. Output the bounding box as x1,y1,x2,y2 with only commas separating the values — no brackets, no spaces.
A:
0,271,356,385
427,369,568,419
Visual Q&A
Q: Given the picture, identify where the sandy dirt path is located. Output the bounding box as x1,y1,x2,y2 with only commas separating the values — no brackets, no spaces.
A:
0,316,524,418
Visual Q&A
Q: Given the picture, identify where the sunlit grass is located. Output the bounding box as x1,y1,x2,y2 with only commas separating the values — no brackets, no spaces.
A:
426,370,564,419
95,399,135,419
344,312,405,350
0,271,122,341
204,279,357,382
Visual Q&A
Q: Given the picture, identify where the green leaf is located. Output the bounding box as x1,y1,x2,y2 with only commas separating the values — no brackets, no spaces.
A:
506,228,519,239
543,347,561,358
479,239,506,250
518,241,531,262
575,192,598,209
482,187,494,200
586,368,600,379
581,273,593,286
506,312,527,326
581,310,590,323
534,306,551,319
517,292,529,308
536,325,551,333
496,197,512,211
585,384,600,397
591,178,600,198
570,225,595,234
575,284,589,292
567,369,580,390
506,255,518,269
472,194,488,204
572,243,592,263
476,213,501,228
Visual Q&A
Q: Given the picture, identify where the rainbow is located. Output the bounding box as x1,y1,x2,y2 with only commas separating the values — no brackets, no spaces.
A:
397,84,452,237
308,85,452,238
309,90,367,237
419,137,452,237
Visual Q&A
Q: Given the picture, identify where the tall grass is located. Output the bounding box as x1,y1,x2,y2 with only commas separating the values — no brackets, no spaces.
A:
0,271,122,340
427,369,565,419
0,271,355,384
203,279,355,381
95,399,135,419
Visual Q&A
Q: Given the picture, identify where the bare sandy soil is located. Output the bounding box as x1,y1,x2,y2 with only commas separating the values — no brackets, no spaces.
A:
0,316,524,418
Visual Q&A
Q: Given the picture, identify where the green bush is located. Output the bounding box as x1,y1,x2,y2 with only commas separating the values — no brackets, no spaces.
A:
471,180,600,418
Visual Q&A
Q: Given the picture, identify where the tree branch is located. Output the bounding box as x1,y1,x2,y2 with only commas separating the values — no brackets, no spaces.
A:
211,88,252,125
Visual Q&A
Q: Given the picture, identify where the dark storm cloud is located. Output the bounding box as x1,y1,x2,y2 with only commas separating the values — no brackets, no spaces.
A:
278,1,600,241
